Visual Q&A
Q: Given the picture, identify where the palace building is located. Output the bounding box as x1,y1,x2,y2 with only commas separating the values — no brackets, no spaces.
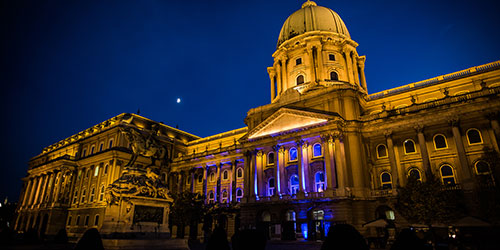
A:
15,0,500,241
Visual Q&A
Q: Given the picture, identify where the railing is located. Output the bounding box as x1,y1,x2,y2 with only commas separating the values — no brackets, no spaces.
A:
370,189,395,197
305,191,325,198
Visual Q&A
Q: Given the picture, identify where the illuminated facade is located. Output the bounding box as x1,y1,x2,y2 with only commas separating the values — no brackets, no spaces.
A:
15,0,500,240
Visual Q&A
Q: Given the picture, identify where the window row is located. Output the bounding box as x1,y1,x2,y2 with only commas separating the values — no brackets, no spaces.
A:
295,71,339,85
205,167,244,183
266,171,326,197
265,143,324,166
72,185,106,204
67,214,99,227
77,164,109,181
379,160,492,189
207,188,244,203
80,138,115,158
295,54,336,66
376,128,484,159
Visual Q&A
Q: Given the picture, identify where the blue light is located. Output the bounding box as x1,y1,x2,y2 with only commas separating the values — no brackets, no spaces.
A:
277,159,281,193
301,223,308,239
324,221,331,236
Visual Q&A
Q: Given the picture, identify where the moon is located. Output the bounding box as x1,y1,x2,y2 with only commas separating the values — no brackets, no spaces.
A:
176,98,181,103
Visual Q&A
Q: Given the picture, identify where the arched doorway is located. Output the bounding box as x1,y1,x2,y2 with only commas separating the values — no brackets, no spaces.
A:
308,209,325,241
257,211,271,240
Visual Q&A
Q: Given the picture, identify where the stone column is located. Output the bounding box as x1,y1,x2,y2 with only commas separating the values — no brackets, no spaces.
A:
343,48,353,83
316,45,324,82
32,176,42,206
449,118,472,182
22,179,33,207
269,71,276,101
231,160,237,202
346,132,365,194
385,131,399,187
358,58,367,91
279,147,286,195
203,166,209,203
302,142,311,192
322,134,336,196
352,54,360,86
243,151,252,200
250,151,257,199
333,133,346,193
306,47,316,83
256,151,264,198
415,125,431,175
281,56,288,90
487,112,500,151
190,170,195,193
39,174,50,206
296,140,305,196
217,163,222,203
272,145,280,196
276,61,282,94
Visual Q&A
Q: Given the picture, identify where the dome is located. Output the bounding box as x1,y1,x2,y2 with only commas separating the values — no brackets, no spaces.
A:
277,1,351,47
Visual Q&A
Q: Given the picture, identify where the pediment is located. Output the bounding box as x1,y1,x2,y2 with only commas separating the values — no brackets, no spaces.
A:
247,108,334,139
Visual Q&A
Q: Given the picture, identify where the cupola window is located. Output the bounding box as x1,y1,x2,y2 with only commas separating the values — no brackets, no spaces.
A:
296,75,305,85
296,58,302,65
329,54,335,61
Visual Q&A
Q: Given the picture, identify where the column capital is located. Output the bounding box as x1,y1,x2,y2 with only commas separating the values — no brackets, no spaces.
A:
414,124,425,133
320,134,331,143
296,139,305,147
332,131,343,140
272,145,281,152
384,130,393,138
448,116,460,127
256,151,263,157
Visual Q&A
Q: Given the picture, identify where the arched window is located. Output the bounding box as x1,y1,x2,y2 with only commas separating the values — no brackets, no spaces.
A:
104,164,108,175
222,170,229,180
290,175,299,195
315,171,325,192
404,139,416,154
312,210,324,220
208,191,214,203
289,147,298,161
286,210,296,221
99,143,104,152
408,168,422,182
84,215,89,226
90,146,95,155
237,168,243,178
236,188,243,202
198,173,203,183
330,71,339,81
466,128,483,145
81,189,86,203
380,172,392,189
440,165,456,186
73,190,78,204
313,143,322,157
475,161,491,175
433,134,448,149
94,166,99,177
209,172,215,182
99,185,105,202
268,178,275,196
94,215,99,226
268,152,275,165
67,216,72,226
108,139,114,149
221,190,228,203
376,144,388,158
90,187,95,202
296,75,305,85
82,149,87,158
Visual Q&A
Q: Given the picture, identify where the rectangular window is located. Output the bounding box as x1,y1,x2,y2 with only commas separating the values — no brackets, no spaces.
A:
329,54,335,61
94,215,99,226
84,215,89,226
296,58,302,65
67,216,72,226
76,216,80,226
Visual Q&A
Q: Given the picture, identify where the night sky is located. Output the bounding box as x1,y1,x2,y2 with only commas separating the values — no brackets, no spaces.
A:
1,0,500,201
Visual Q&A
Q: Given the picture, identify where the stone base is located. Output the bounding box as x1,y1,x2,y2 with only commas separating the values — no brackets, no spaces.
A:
103,239,188,250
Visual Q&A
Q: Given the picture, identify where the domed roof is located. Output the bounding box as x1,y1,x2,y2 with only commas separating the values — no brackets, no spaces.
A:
277,1,351,47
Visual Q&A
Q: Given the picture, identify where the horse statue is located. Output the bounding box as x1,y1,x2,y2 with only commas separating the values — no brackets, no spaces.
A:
120,126,169,168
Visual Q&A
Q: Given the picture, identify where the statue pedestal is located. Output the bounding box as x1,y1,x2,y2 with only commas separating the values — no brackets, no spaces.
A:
101,195,172,238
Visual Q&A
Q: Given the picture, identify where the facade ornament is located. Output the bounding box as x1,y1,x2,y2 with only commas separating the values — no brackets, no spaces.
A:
272,145,281,152
296,139,305,147
410,95,416,104
447,116,460,127
414,124,425,133
442,87,449,97
332,131,343,140
384,130,393,138
257,151,263,157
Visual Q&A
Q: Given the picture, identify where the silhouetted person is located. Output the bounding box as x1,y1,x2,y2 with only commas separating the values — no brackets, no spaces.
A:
391,228,428,250
321,224,368,250
206,226,230,250
74,228,104,250
232,229,267,250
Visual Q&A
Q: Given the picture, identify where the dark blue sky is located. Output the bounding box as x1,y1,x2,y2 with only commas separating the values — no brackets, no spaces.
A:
1,0,500,201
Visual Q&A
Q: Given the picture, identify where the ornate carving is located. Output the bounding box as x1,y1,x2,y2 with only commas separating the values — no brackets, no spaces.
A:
447,116,460,127
296,139,305,147
257,151,263,157
332,131,343,140
106,166,170,205
384,130,393,138
414,124,425,133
